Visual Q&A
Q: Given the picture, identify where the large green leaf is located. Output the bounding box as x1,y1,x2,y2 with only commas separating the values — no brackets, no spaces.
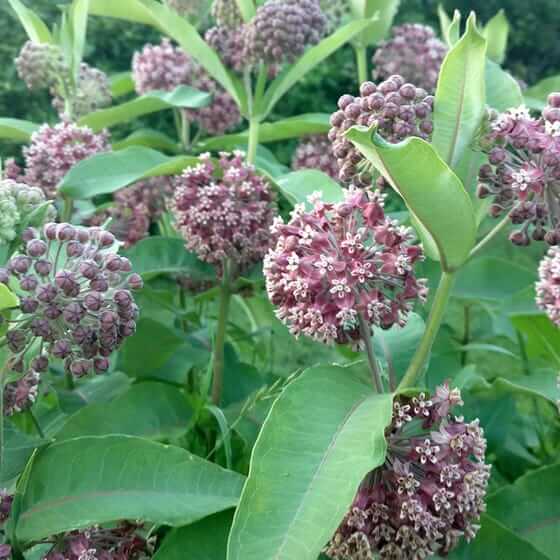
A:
88,0,157,25
79,86,212,131
1,420,45,485
276,170,344,207
346,125,477,270
348,0,399,48
485,60,523,111
197,114,331,152
260,19,373,117
432,14,487,182
486,463,560,558
58,147,198,199
8,0,52,43
112,128,180,153
15,435,246,542
482,9,509,64
0,118,39,142
110,71,135,98
56,382,193,440
154,510,233,560
227,365,393,560
511,314,560,367
525,75,560,111
123,237,215,280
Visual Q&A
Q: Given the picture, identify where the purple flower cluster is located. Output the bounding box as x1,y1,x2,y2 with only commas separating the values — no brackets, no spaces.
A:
0,223,142,391
44,522,152,560
23,122,110,199
329,77,434,187
536,246,560,326
320,0,350,34
372,24,448,93
132,38,241,135
292,135,340,180
264,189,427,346
477,95,560,246
326,384,490,560
15,41,66,91
3,369,41,416
171,152,277,270
0,490,12,559
205,25,246,74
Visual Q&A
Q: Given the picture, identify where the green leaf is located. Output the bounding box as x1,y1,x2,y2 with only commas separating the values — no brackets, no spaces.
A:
511,314,560,367
70,0,90,77
486,463,560,558
482,9,509,64
260,19,373,117
112,128,180,153
15,435,246,542
486,59,523,111
525,75,560,111
154,510,233,560
437,4,452,40
346,125,477,270
1,420,45,485
8,0,53,43
348,0,399,48
432,14,487,182
234,0,255,22
123,236,215,280
79,86,212,131
227,365,393,560
58,147,198,199
56,382,193,440
88,0,157,25
110,71,135,98
276,170,344,207
0,283,18,312
197,113,331,152
0,118,40,143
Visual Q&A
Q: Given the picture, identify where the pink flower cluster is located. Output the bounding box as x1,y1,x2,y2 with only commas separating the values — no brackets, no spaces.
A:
292,134,340,180
132,38,241,135
329,77,434,188
326,384,490,560
477,95,560,246
171,152,277,270
536,246,560,326
372,24,448,93
264,189,427,346
23,122,110,199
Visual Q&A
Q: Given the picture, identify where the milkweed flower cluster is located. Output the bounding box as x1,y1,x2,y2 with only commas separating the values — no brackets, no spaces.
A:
171,152,277,271
536,246,560,326
23,122,110,199
0,179,56,245
211,0,243,27
326,384,490,560
205,25,247,74
0,490,12,559
44,522,152,560
132,38,241,135
320,0,350,34
15,41,66,91
292,135,340,180
329,77,434,187
372,24,448,93
477,95,560,246
263,189,427,346
0,223,143,398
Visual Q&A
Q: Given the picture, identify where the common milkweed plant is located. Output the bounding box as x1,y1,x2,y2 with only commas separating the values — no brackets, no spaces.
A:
0,0,559,559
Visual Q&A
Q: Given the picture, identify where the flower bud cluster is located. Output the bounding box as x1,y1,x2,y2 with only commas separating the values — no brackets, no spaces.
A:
292,135,340,180
0,223,142,392
477,95,560,246
15,41,66,91
171,152,277,270
23,122,110,199
3,370,40,417
264,189,427,346
320,0,350,34
326,384,490,560
211,0,243,27
0,490,13,525
536,246,560,326
329,77,434,187
44,522,152,560
205,25,247,74
0,179,56,245
372,24,448,93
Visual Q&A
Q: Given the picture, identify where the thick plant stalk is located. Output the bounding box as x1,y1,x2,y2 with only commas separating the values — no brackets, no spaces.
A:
247,117,260,165
355,46,368,85
358,311,383,393
398,271,456,390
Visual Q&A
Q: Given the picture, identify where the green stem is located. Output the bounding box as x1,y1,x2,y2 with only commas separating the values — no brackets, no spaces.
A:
28,409,45,439
461,304,471,367
398,271,456,390
358,312,382,393
65,370,75,390
247,117,260,165
211,261,233,405
355,46,368,85
61,196,74,223
468,214,510,260
180,111,190,151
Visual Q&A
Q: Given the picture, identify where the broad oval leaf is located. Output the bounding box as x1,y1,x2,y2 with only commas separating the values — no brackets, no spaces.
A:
0,118,39,143
112,129,180,153
227,365,393,560
346,125,477,271
110,71,135,98
432,14,487,182
276,170,344,207
79,86,212,131
1,420,45,485
485,60,523,112
525,75,560,111
58,147,198,199
15,435,246,542
482,9,509,64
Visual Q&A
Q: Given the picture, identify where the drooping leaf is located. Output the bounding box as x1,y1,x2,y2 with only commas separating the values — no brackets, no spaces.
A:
112,129,180,153
485,59,523,112
8,0,53,43
58,147,198,199
276,170,344,207
482,9,509,64
525,75,560,111
346,125,477,270
15,435,246,542
227,365,393,560
0,118,40,143
79,86,212,131
1,421,45,485
432,14,487,182
110,71,136,98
